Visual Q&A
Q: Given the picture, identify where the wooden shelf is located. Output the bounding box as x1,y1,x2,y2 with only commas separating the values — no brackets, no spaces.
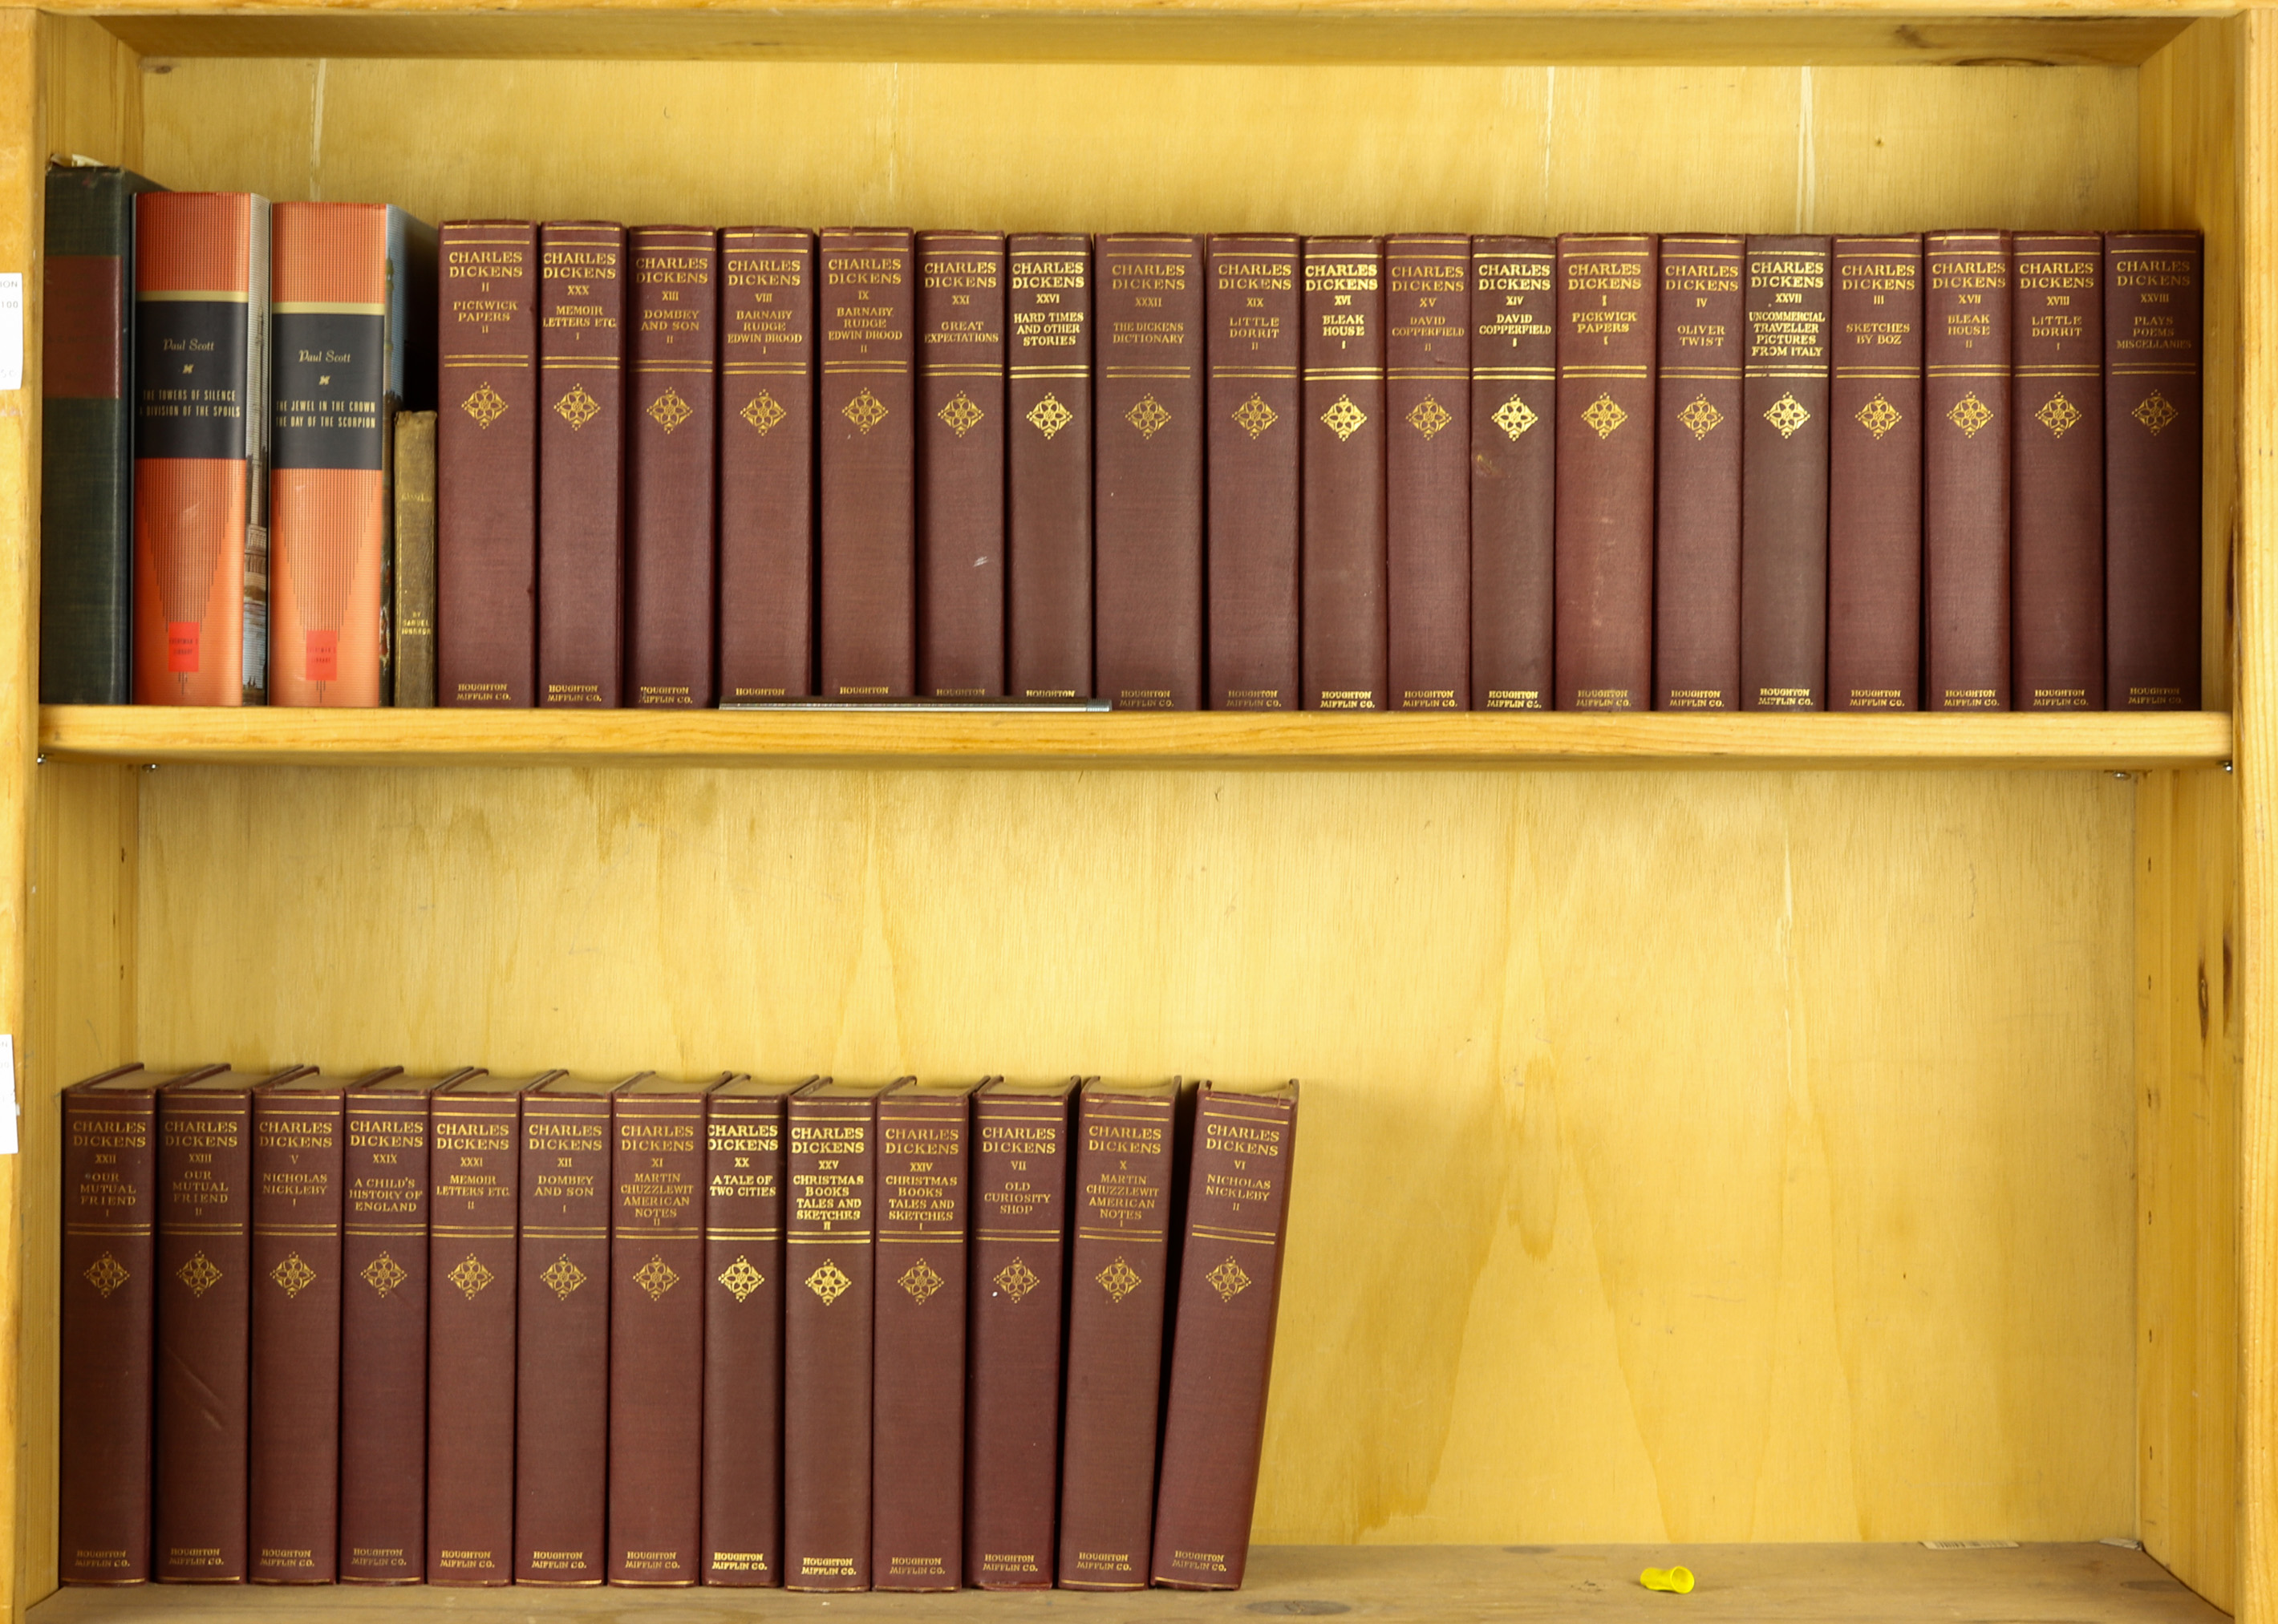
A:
21,1545,2227,1622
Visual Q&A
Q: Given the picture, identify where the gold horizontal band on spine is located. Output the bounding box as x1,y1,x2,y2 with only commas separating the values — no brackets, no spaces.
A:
787,1234,872,1243
443,237,533,247
617,1227,702,1237
2109,364,2199,375
705,1228,783,1239
1833,369,1923,377
66,1225,154,1235
1008,367,1087,377
444,356,531,365
1211,368,1297,378
253,1224,340,1234
631,365,712,374
1926,368,2008,376
822,362,909,372
1100,371,1195,379
1306,369,1384,378
344,1226,425,1235
1075,1227,1161,1241
520,1228,608,1238
975,1229,1064,1241
432,1227,516,1237
1660,368,1741,379
923,366,1003,376
1388,369,1466,379
2016,367,2101,376
1473,367,1555,379
878,1232,967,1242
541,360,621,369
162,1225,245,1235
1746,369,1832,377
1561,367,1650,377
721,364,809,375
1190,1225,1278,1243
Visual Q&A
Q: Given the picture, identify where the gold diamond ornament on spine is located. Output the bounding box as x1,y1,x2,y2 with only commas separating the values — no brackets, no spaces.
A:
541,1254,586,1301
1855,394,1903,440
647,387,693,435
1945,392,1994,439
1676,395,1724,440
553,383,602,431
2036,393,2083,437
994,1257,1040,1304
447,1254,494,1299
1026,393,1074,439
842,388,890,435
1096,1255,1142,1304
1492,395,1538,441
271,1253,317,1298
938,391,987,439
1206,1256,1253,1302
361,1253,407,1298
718,1255,765,1302
1406,397,1453,439
1231,393,1279,439
634,1257,679,1301
1125,394,1171,439
741,391,787,437
461,383,509,428
177,1251,222,1298
898,1259,945,1305
2134,391,2179,436
1319,395,1368,442
1580,393,1628,439
84,1252,130,1298
806,1260,853,1305
1762,391,1812,439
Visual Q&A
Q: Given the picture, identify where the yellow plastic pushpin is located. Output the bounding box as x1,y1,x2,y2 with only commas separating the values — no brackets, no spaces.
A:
1640,1565,1696,1594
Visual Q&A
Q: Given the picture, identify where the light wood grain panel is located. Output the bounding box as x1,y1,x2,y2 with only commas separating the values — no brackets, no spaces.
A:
133,766,2135,1541
39,17,138,172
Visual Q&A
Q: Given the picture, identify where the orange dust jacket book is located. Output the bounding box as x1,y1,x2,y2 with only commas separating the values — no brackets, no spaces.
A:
268,204,436,707
133,192,270,705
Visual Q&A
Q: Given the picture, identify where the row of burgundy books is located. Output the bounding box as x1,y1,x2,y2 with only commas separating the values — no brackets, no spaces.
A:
60,1067,1299,1591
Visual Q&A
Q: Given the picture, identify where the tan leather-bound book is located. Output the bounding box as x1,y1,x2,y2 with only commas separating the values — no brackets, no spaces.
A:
819,229,918,699
1470,237,1556,711
965,1077,1080,1590
536,221,627,708
1385,235,1470,710
719,229,817,700
609,1074,728,1586
874,1078,984,1590
391,411,437,707
1057,1077,1180,1591
1554,233,1658,711
918,232,1007,698
625,226,721,709
60,1065,168,1586
702,1075,809,1586
1740,234,1833,711
1302,236,1388,711
1095,235,1205,710
517,1072,630,1585
1653,235,1744,711
2106,231,2203,710
1924,229,2013,711
1828,237,1924,711
2013,232,2106,710
341,1070,473,1585
1206,233,1301,712
784,1078,899,1590
427,1070,557,1585
1007,235,1092,700
1149,1080,1300,1590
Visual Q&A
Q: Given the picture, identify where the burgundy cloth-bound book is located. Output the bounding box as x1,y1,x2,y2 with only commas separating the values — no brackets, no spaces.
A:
1150,1081,1301,1590
436,221,537,707
536,221,626,708
1740,235,1832,711
1095,235,1205,710
60,1065,172,1586
966,1077,1080,1590
342,1071,468,1585
1828,237,1924,711
1206,234,1302,711
702,1076,807,1586
918,232,1007,697
718,229,816,701
625,227,719,708
874,1079,984,1590
1554,233,1658,711
1652,235,1744,710
1303,237,1388,710
1385,235,1470,710
1057,1078,1180,1591
784,1079,897,1590
610,1075,727,1585
1924,229,2013,710
2013,232,2105,710
819,229,918,699
1470,237,1556,710
1007,235,1092,699
2106,231,2204,710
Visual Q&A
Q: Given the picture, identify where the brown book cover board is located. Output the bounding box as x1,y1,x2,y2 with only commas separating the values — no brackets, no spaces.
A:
1302,236,1388,710
1828,236,1925,711
1740,234,1833,711
391,411,437,707
1384,234,1470,711
1057,1077,1181,1591
1924,229,2013,711
819,229,918,699
625,227,720,709
2106,231,2204,710
1007,235,1093,699
918,232,1007,698
1206,234,1302,711
718,229,817,701
1469,237,1556,710
1652,235,1744,710
1149,1080,1302,1590
536,221,627,709
965,1077,1080,1590
2012,232,2106,710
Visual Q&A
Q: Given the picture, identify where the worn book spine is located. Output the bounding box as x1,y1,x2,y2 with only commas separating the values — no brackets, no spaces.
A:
134,190,270,706
918,232,1007,697
536,221,627,708
1384,236,1469,711
609,1094,707,1583
248,1083,344,1581
1652,235,1744,710
43,165,160,705
391,412,436,706
1150,1082,1300,1590
819,228,918,698
515,1091,613,1583
1740,234,1833,711
1095,234,1206,710
784,1088,879,1590
1301,237,1388,710
1924,229,2013,710
425,1091,521,1585
1057,1082,1178,1590
874,1088,973,1590
626,226,719,708
964,1083,1075,1590
703,1092,787,1585
1470,237,1557,710
437,220,538,707
1206,233,1301,711
1828,236,1924,711
339,1085,432,1583
2011,232,2106,710
719,229,817,700
155,1081,253,1581
1554,233,1657,711
2106,231,2204,710
60,1072,160,1583
1007,234,1092,699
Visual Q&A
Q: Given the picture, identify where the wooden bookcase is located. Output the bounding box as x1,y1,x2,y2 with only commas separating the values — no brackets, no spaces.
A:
0,6,2266,1622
